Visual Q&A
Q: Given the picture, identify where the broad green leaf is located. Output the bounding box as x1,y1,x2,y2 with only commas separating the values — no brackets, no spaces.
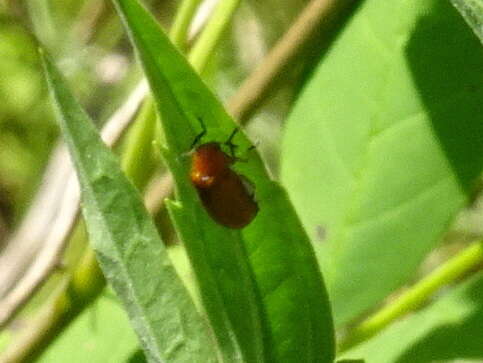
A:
39,293,140,363
450,0,483,43
341,271,483,362
281,0,483,327
42,51,217,363
112,0,335,361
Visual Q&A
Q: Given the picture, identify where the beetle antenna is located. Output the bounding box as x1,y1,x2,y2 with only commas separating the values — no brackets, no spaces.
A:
190,116,207,149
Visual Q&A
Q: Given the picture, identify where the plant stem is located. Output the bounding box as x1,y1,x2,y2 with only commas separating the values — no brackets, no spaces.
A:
338,240,483,352
189,0,241,73
228,0,358,122
170,0,203,52
120,97,158,190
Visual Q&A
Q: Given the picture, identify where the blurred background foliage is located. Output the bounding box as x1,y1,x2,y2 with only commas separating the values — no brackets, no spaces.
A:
0,0,315,240
0,0,316,358
0,5,55,226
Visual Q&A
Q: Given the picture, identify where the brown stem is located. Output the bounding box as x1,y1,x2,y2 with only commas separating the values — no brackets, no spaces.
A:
229,0,360,122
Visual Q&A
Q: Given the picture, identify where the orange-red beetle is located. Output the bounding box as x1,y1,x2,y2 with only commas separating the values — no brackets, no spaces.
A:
190,127,258,229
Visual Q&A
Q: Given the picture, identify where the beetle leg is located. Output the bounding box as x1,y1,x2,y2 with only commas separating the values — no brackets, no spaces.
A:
225,127,239,158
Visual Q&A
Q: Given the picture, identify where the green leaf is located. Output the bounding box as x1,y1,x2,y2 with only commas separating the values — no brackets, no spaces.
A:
341,272,483,362
111,0,335,361
281,0,483,327
450,0,483,43
41,50,217,363
39,293,140,363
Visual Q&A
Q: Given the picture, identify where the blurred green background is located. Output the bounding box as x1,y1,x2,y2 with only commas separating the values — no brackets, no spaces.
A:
0,0,314,241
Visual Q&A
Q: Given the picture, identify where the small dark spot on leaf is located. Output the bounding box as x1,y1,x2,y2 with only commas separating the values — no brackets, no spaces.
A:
315,225,327,242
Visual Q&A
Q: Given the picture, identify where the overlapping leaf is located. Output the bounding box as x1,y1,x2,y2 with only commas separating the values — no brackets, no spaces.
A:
111,0,335,361
42,51,216,363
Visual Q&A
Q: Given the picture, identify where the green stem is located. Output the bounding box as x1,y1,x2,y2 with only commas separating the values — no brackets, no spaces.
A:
170,0,203,52
338,240,483,352
120,97,158,190
189,0,241,73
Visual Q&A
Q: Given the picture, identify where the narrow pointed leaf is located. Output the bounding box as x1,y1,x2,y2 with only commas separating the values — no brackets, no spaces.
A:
42,50,217,363
111,0,335,361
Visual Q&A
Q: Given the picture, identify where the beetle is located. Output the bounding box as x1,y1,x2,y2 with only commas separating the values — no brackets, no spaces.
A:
190,121,258,229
